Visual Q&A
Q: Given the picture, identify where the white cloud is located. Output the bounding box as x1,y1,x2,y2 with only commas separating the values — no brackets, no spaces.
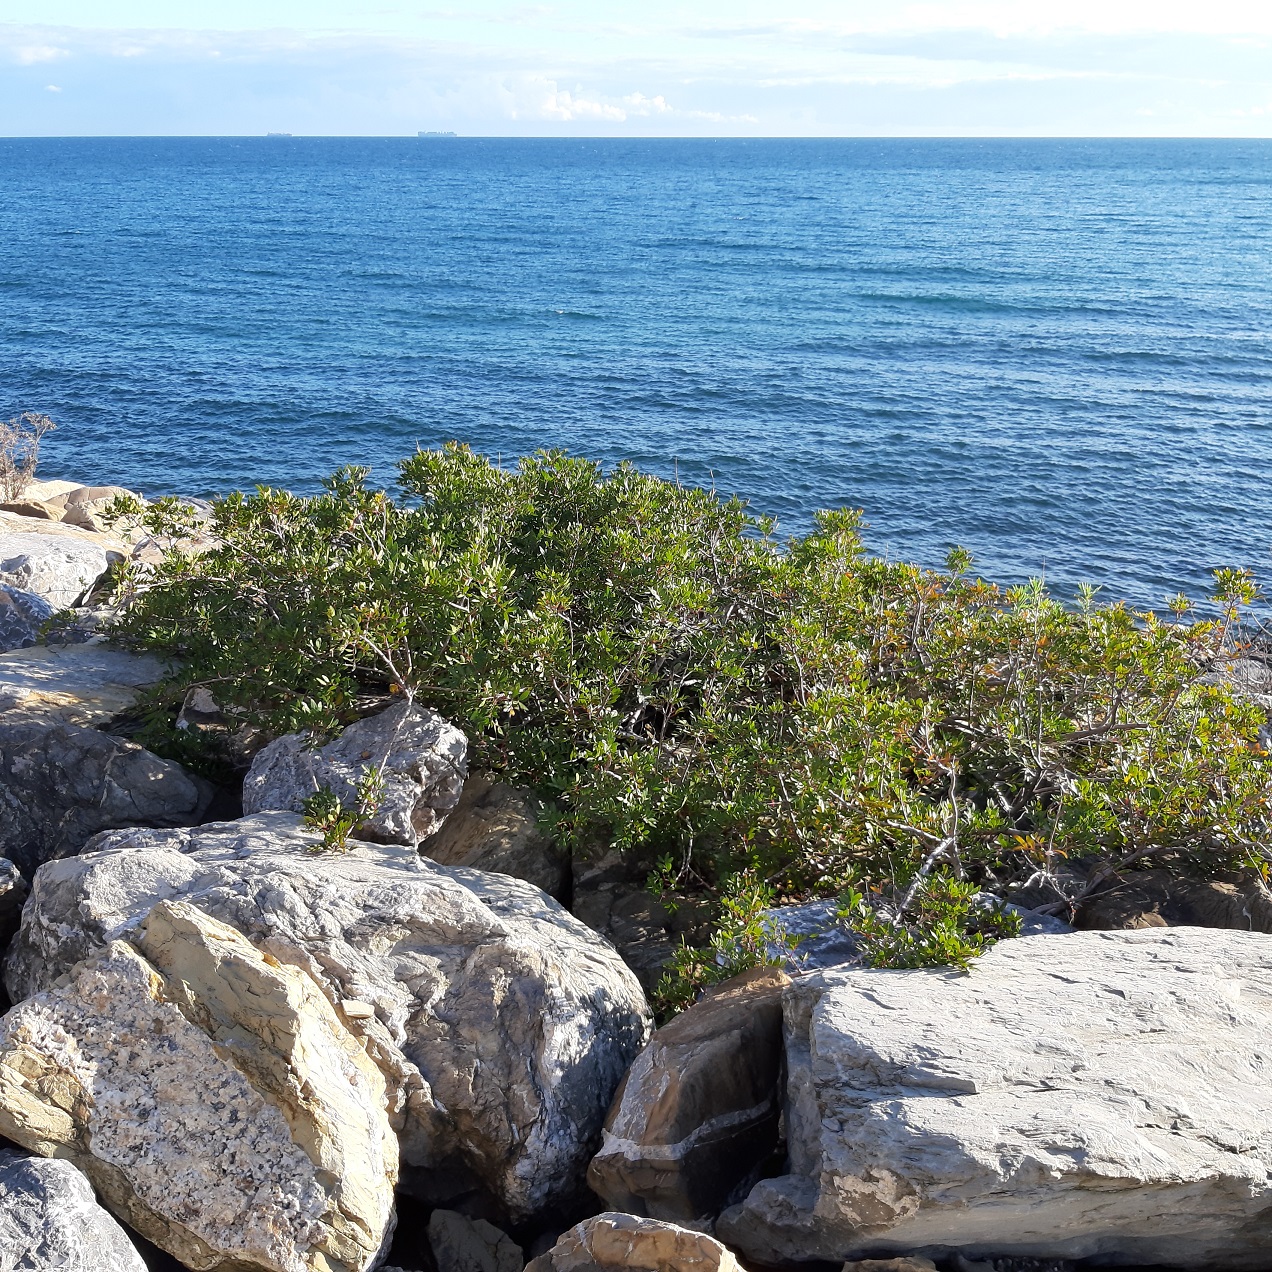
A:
12,43,68,63
44,83,61,91
622,91,671,114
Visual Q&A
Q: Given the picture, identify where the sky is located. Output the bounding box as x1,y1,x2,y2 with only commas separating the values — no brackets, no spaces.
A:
2,0,1272,136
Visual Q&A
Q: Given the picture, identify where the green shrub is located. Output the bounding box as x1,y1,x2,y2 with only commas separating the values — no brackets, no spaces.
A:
107,445,1272,1006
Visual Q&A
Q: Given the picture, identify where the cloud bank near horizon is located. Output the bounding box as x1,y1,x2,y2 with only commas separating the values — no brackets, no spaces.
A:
3,3,1272,136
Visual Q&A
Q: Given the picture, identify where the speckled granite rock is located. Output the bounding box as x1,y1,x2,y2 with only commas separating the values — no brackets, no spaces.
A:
0,1150,148,1271
0,899,397,1272
6,811,651,1220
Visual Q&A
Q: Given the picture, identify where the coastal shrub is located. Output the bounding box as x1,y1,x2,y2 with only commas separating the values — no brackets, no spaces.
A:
0,412,55,501
107,446,1272,1006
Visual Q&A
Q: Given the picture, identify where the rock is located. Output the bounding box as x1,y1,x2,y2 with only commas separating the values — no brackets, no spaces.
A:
429,1209,524,1272
0,640,168,726
422,774,569,899
571,851,704,993
0,899,398,1272
842,1262,937,1272
0,721,212,878
243,700,468,846
718,928,1272,1269
0,1150,148,1271
524,1213,741,1272
6,810,652,1220
0,531,116,609
589,966,788,1222
1075,868,1272,934
0,498,62,521
0,587,54,653
22,479,84,503
0,858,28,948
58,484,137,533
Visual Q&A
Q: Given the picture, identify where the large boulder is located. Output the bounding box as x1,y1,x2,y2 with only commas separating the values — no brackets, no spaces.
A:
243,701,467,846
428,1208,523,1272
421,774,570,899
6,811,652,1220
0,641,168,726
0,720,212,878
0,899,398,1272
0,530,115,609
718,928,1272,1269
588,966,788,1222
0,1150,148,1271
0,858,28,948
525,1213,741,1272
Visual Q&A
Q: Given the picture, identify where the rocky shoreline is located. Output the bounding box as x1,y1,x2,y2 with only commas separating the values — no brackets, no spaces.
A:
0,478,1271,1270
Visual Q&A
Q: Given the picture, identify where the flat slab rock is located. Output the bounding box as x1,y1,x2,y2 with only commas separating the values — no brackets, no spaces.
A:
0,1150,147,1271
6,811,651,1220
0,640,168,726
0,529,117,610
718,928,1272,1270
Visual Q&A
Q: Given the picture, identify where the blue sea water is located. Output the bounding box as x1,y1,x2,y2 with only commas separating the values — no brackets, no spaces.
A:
2,136,1271,608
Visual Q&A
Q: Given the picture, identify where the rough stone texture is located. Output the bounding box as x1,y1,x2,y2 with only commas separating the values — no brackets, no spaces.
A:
421,774,569,899
0,587,54,654
1075,868,1272,934
0,721,211,878
428,1209,524,1272
59,485,137,533
0,640,168,726
718,928,1272,1269
243,701,468,846
0,1149,148,1271
0,531,115,609
524,1213,741,1272
589,966,788,1222
6,811,652,1220
0,858,28,949
571,852,711,993
0,899,397,1272
842,1261,937,1272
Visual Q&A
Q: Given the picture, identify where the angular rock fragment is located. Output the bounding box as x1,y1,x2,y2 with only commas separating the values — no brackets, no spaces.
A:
589,966,788,1222
0,858,28,949
0,587,54,653
0,899,398,1272
0,1150,148,1272
718,928,1272,1269
422,773,569,899
0,721,211,877
429,1208,524,1272
525,1213,741,1272
6,811,651,1219
243,700,467,846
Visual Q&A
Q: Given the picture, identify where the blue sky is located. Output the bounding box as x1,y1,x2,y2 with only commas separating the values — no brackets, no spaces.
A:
3,0,1272,135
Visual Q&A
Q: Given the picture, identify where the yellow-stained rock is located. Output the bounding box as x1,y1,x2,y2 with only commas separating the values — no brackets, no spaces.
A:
525,1214,741,1272
0,899,397,1272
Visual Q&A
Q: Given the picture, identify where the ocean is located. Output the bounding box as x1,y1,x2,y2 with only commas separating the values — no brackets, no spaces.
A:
2,136,1270,608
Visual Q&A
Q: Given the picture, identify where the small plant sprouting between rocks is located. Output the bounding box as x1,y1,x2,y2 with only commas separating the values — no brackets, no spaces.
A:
106,444,1272,1007
0,412,55,502
301,766,387,852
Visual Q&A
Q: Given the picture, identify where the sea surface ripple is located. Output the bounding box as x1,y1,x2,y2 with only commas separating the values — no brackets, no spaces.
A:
3,137,1271,607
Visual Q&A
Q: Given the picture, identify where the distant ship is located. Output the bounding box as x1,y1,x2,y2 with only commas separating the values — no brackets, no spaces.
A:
418,131,457,138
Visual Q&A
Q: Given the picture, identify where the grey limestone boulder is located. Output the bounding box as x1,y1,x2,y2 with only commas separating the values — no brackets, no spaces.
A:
6,810,652,1220
0,531,114,609
0,1150,147,1272
0,720,212,878
718,927,1272,1269
243,700,468,846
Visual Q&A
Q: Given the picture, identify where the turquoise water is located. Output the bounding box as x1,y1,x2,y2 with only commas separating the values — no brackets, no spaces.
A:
3,137,1271,606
